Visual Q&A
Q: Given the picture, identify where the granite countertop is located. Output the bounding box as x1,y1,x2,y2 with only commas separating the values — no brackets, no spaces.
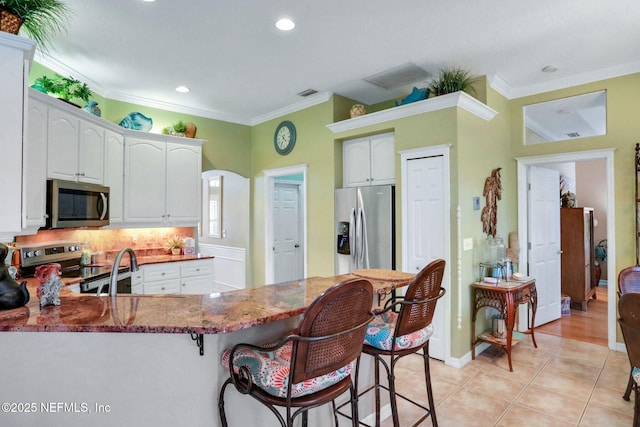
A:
92,253,215,269
0,271,414,335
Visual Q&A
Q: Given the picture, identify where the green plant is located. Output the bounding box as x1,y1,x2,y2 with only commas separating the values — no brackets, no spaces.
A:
0,0,71,51
161,120,187,135
34,74,91,103
429,66,476,96
172,120,187,133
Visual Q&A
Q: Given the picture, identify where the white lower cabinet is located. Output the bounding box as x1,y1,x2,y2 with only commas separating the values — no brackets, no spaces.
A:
131,270,144,294
140,259,215,295
180,259,216,294
141,263,181,295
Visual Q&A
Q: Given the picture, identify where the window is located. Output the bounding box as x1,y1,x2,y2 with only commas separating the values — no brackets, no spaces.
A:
203,175,222,238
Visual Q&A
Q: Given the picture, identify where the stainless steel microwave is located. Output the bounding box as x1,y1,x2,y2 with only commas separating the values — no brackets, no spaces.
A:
45,179,110,228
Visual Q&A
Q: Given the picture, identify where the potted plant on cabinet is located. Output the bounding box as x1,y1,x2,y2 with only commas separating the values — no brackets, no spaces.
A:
32,74,92,106
164,235,184,255
162,120,188,137
428,66,476,97
0,0,71,51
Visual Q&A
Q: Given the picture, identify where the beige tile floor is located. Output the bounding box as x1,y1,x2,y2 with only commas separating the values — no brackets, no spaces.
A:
371,333,634,426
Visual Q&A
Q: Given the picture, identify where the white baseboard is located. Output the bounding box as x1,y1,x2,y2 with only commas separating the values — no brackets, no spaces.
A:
361,404,391,425
445,342,490,369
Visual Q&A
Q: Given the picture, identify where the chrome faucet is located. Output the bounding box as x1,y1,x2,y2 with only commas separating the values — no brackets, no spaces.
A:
97,248,139,296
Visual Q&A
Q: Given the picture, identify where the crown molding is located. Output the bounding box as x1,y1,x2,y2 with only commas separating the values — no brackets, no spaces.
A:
35,52,253,125
489,61,640,100
249,92,333,126
0,32,36,61
327,91,497,134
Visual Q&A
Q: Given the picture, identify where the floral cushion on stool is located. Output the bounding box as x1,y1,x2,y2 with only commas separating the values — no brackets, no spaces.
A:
221,342,352,398
633,367,640,385
364,311,434,351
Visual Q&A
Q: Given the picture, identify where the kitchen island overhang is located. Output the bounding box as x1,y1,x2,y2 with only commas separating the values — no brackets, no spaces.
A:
0,272,413,427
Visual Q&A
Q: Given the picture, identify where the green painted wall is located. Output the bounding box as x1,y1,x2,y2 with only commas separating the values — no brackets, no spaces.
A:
250,101,337,286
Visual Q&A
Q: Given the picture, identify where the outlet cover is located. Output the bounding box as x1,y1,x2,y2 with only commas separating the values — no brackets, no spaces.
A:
463,238,473,251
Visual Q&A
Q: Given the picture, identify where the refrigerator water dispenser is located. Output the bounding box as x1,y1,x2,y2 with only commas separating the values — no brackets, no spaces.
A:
336,221,350,255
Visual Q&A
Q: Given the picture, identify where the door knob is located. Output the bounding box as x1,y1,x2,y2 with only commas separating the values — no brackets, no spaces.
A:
294,244,300,248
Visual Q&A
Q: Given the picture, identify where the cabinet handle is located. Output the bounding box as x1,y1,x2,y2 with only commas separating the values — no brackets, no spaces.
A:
161,286,165,290
161,272,166,276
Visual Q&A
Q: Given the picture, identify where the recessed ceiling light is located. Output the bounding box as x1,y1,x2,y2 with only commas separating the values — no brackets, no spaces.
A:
275,18,295,31
175,86,190,93
542,65,558,73
142,0,155,2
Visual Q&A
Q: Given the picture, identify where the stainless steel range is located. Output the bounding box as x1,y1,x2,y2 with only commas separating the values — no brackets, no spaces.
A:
18,242,131,294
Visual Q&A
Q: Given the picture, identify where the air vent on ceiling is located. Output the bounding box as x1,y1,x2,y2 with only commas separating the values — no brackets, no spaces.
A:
566,132,581,138
297,88,318,97
364,62,430,90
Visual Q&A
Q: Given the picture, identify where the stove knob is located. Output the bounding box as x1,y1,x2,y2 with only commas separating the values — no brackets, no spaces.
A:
25,251,34,258
34,250,43,257
68,246,76,252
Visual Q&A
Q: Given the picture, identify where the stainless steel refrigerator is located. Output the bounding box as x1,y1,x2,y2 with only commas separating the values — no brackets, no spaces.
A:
335,185,395,275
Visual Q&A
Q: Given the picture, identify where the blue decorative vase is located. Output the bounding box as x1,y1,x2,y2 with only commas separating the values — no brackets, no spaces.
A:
83,101,101,117
119,112,153,132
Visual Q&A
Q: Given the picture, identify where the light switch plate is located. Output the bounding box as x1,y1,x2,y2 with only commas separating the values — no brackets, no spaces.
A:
463,238,473,251
473,197,480,210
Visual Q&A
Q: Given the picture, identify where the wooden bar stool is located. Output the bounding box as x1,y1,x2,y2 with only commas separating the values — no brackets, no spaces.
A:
618,265,640,401
218,278,374,427
618,292,640,427
355,259,445,427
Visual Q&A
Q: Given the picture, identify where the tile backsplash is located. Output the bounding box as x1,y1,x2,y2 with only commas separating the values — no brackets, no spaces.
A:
14,227,196,260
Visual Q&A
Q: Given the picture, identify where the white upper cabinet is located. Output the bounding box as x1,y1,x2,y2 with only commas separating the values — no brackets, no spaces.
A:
23,97,48,231
166,142,202,223
104,130,124,224
48,108,104,184
124,136,202,226
343,132,395,187
124,138,167,223
79,121,105,184
0,32,35,239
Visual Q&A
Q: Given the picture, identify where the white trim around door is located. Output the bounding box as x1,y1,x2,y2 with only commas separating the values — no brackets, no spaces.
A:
264,164,308,285
516,148,616,350
400,144,452,364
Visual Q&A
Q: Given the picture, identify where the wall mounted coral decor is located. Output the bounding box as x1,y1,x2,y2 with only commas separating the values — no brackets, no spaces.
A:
481,167,502,237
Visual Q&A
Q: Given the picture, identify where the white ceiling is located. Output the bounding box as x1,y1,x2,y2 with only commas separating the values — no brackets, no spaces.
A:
35,0,640,125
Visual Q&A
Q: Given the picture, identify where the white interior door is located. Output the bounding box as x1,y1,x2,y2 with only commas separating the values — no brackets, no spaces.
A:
525,166,561,327
406,155,446,360
273,182,302,284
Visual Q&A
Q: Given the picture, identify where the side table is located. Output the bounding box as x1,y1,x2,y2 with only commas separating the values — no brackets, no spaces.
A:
471,279,537,371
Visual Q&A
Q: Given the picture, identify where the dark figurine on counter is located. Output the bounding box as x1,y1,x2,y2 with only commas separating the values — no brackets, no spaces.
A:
0,243,30,310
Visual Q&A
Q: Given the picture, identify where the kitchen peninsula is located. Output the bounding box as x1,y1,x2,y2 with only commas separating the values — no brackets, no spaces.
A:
0,271,413,427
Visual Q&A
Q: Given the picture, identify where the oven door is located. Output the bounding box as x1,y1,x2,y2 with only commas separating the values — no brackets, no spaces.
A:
81,272,132,294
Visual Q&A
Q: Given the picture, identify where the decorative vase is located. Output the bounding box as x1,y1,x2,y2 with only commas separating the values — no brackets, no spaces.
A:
185,122,197,138
119,112,153,132
171,248,181,255
83,101,101,117
0,9,23,35
350,104,366,118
